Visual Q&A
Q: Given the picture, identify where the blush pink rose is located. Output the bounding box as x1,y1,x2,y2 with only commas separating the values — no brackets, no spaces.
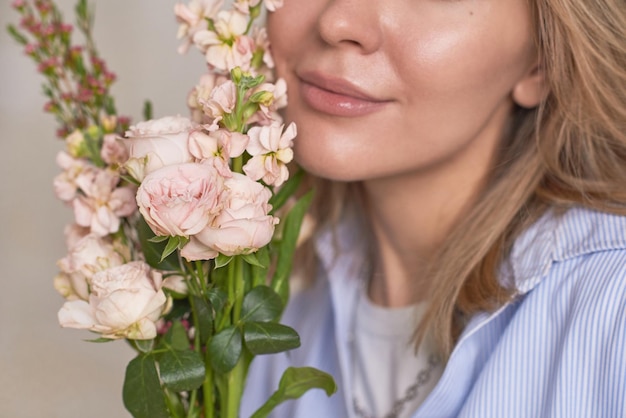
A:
123,116,197,182
58,261,168,340
136,162,225,237
181,173,277,259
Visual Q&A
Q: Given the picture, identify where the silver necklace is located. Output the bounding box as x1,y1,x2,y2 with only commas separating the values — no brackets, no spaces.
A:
349,283,441,418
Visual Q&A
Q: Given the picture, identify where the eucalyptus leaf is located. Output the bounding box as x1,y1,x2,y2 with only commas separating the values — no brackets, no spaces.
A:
271,191,314,305
192,295,214,344
249,367,337,418
123,355,169,418
207,326,242,374
243,322,300,355
159,349,205,392
241,286,283,323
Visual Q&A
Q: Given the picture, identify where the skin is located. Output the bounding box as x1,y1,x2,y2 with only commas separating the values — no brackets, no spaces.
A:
268,0,545,306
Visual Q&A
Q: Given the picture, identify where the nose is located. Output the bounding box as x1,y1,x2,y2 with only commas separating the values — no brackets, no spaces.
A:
317,0,383,54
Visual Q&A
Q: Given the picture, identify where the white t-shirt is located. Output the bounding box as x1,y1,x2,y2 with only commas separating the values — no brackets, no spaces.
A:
351,288,444,418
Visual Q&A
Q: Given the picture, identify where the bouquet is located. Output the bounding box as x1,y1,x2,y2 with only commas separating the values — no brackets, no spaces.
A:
8,1,336,417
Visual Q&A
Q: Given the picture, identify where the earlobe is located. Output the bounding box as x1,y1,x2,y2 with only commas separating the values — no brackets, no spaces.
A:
512,63,548,109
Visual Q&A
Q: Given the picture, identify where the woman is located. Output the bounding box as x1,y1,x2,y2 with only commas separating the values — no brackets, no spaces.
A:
242,0,626,417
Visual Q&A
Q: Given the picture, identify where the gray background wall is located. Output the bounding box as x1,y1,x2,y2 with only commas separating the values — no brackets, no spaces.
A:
0,1,206,416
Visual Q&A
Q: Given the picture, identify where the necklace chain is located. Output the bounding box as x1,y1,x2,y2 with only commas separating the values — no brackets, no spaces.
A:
352,354,440,418
350,276,441,418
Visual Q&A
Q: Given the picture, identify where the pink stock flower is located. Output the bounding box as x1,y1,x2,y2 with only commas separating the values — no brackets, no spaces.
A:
199,80,237,130
124,116,196,182
58,261,169,340
101,134,129,165
136,163,225,238
243,122,296,187
188,129,249,177
55,233,127,301
188,73,229,124
182,173,277,259
192,10,252,72
175,0,223,54
73,168,137,236
263,0,284,12
53,151,97,202
248,78,287,126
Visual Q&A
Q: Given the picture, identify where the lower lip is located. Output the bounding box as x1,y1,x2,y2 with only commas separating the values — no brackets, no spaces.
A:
299,81,390,117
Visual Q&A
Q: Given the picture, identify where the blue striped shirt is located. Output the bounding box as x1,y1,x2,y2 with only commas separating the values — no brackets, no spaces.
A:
241,207,626,417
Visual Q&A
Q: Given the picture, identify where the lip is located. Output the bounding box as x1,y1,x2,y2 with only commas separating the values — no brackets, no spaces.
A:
297,71,392,117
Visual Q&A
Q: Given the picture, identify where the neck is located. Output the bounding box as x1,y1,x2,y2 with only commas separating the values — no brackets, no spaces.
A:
362,126,504,307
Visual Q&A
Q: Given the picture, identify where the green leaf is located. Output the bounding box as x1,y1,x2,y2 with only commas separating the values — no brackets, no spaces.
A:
242,252,267,268
123,355,169,418
207,326,242,374
159,349,205,392
143,100,153,121
132,339,154,354
84,337,115,343
148,235,169,243
163,321,190,351
241,285,283,323
269,168,304,214
206,288,227,313
7,25,28,46
162,236,188,262
243,322,300,355
136,216,179,271
249,367,337,418
271,190,314,304
215,253,233,268
192,295,213,344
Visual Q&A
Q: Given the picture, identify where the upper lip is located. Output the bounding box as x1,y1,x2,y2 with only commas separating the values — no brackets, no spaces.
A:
297,71,390,103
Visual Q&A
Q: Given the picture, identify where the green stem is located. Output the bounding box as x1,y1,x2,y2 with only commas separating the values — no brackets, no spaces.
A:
203,351,215,418
225,360,246,418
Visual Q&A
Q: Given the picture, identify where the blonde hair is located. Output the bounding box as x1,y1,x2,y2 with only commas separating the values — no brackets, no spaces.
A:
297,0,626,355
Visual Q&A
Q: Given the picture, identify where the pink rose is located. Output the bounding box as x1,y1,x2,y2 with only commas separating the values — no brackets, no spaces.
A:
123,116,197,182
136,162,225,237
58,261,169,340
181,173,277,259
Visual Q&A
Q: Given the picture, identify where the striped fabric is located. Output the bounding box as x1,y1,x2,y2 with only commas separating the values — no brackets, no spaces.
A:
241,207,626,418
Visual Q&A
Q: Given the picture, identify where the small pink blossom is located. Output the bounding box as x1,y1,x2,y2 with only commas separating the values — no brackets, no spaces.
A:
58,261,169,340
101,134,129,165
189,129,249,176
53,151,96,202
243,123,296,187
182,173,277,259
199,80,237,130
55,234,127,301
124,116,196,182
175,0,223,54
136,163,225,238
73,168,137,236
188,73,229,124
192,10,252,72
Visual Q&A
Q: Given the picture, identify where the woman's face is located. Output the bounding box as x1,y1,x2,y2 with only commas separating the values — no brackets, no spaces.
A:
267,0,540,182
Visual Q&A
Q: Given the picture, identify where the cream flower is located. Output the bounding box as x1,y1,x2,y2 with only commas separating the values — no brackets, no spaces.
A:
58,261,169,340
199,80,237,130
175,0,224,54
72,168,137,237
192,10,252,72
243,122,296,187
189,129,249,176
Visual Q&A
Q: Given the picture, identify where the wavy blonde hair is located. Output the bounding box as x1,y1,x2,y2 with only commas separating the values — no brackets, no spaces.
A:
296,0,626,355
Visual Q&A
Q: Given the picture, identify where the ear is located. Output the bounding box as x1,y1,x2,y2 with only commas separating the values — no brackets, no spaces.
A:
512,60,547,109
